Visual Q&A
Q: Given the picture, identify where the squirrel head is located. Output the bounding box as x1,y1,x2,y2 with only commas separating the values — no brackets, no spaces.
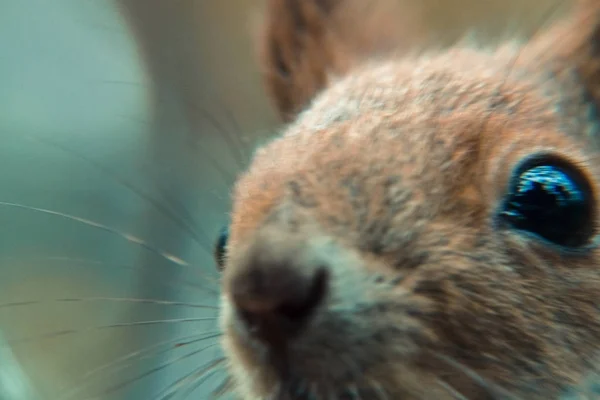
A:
218,1,600,398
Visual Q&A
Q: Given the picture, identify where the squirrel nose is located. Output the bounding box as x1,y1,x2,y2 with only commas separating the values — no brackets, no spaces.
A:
228,257,329,348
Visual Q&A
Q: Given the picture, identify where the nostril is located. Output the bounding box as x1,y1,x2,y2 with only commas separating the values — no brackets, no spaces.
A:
231,266,330,344
274,267,328,321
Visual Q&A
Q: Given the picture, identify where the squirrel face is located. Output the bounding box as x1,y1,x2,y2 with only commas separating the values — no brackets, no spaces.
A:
216,1,600,398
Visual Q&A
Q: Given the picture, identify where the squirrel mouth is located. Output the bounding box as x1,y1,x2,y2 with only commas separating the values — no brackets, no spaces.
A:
259,349,378,400
232,315,382,400
258,349,371,400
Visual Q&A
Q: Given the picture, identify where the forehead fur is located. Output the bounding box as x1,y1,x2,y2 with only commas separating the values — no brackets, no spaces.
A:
231,44,598,246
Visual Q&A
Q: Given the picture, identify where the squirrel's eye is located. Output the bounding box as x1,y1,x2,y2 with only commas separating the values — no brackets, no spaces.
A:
500,156,595,248
214,226,229,270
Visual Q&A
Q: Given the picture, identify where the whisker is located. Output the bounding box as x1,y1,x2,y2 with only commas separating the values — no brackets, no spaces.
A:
115,94,243,203
217,101,252,166
4,317,219,347
160,189,197,225
174,365,225,400
497,0,565,90
437,379,469,400
102,80,235,194
209,375,235,400
431,353,520,400
478,0,567,158
0,297,219,310
0,201,220,284
21,133,218,262
0,255,219,295
151,357,226,400
99,79,240,185
99,79,146,87
82,344,222,400
183,134,239,186
184,96,248,172
85,332,222,380
60,331,222,400
367,377,390,400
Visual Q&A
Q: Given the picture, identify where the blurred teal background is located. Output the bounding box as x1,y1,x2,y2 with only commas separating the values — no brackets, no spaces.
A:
0,0,276,398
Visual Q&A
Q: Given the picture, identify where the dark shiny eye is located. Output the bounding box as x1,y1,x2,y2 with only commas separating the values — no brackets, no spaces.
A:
500,155,595,248
214,226,229,270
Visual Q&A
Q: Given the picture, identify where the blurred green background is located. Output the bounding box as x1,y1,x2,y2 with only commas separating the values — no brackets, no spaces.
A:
0,0,573,399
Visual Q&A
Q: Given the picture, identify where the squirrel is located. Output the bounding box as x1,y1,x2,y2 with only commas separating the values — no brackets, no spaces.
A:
213,0,600,399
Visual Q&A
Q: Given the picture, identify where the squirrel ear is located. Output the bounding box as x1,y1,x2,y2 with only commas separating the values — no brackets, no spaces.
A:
526,1,600,103
569,1,600,106
258,0,421,122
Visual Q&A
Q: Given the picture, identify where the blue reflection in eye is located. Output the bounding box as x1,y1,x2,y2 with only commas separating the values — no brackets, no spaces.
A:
515,165,584,208
502,163,593,248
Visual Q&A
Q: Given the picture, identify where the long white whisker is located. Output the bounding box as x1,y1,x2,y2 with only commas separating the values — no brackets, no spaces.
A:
0,255,219,294
100,79,239,184
367,377,390,400
4,317,219,347
209,375,235,400
184,95,249,172
22,132,217,260
0,297,219,310
437,379,469,400
0,201,220,283
431,353,520,399
175,365,226,400
60,331,222,400
152,357,226,400
82,344,222,400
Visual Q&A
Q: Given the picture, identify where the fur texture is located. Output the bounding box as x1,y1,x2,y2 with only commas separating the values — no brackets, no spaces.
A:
219,0,600,398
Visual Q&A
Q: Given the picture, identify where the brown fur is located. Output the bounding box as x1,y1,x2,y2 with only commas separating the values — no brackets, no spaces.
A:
219,0,600,398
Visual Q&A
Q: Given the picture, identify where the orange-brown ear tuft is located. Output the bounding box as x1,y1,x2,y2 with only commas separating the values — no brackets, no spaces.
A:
526,0,600,103
571,0,600,104
258,0,424,122
259,0,342,122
